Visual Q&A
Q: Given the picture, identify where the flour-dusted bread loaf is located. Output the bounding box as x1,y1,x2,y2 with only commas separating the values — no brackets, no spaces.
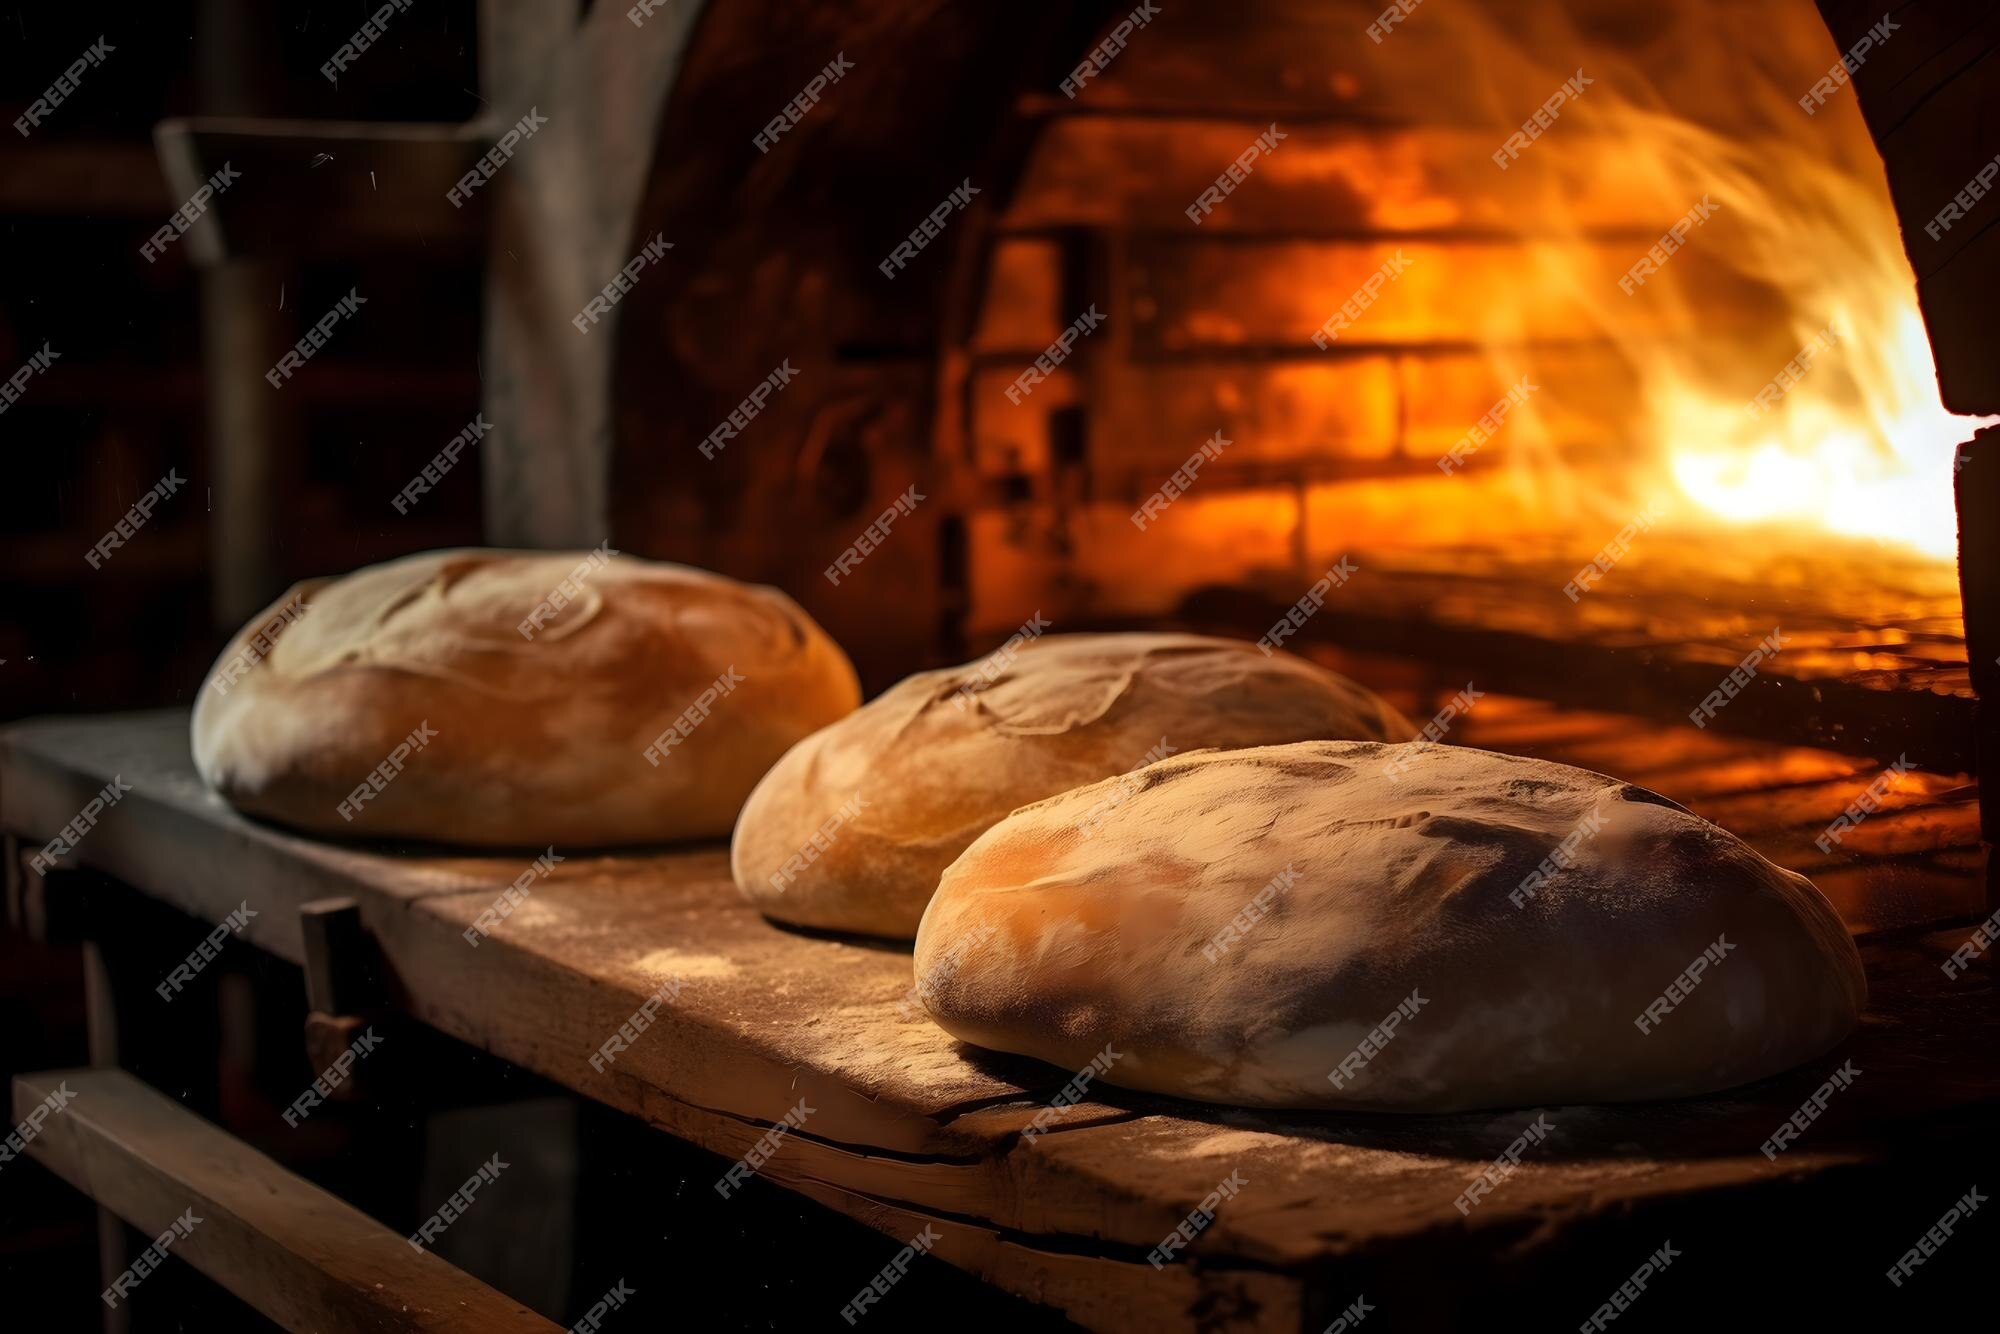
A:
914,741,1866,1112
730,633,1415,938
192,548,859,846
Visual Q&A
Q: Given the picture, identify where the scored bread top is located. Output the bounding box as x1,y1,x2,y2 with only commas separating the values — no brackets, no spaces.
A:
731,633,1416,937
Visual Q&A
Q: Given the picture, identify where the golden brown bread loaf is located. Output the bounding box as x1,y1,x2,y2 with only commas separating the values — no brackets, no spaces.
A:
913,741,1867,1112
192,548,859,846
730,633,1415,937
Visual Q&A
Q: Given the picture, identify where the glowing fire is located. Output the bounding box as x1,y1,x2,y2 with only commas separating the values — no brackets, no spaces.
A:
1537,44,1996,564
1666,310,1975,559
1331,0,1992,562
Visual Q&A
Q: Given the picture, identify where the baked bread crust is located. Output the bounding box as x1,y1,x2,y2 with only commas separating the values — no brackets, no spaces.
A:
192,548,859,846
731,633,1415,937
914,740,1867,1112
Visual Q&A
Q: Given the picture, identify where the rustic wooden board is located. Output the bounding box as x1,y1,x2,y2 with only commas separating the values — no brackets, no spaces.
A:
12,1067,558,1332
153,118,481,264
5,710,1998,1331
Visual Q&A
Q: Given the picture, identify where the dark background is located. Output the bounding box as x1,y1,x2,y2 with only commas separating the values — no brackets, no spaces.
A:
1,0,485,729
5,8,467,1327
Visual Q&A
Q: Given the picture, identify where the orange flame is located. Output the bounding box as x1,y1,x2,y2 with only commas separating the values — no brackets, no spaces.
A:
1324,0,1992,560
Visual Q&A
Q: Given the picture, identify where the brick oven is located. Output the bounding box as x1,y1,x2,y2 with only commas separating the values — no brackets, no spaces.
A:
597,0,1996,937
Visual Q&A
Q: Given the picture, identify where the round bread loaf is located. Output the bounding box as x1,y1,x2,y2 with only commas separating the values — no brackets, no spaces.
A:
913,741,1866,1112
730,633,1415,937
192,548,859,846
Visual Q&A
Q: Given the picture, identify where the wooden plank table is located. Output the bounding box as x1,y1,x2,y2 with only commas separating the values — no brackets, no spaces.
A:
5,708,1998,1331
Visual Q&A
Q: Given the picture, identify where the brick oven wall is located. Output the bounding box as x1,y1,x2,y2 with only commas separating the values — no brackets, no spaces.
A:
947,4,1798,641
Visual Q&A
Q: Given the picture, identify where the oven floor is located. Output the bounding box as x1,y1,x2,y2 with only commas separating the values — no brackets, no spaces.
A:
1140,529,1972,777
1439,690,1982,936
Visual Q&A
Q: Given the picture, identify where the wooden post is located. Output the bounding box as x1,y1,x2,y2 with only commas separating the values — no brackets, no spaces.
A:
300,897,388,1096
81,931,129,1334
190,0,294,628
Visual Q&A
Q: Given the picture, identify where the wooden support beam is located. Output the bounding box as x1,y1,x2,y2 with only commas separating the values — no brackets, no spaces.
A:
300,897,380,1015
152,118,483,263
194,256,292,628
7,850,103,947
0,144,170,216
13,1067,559,1332
299,897,390,1100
